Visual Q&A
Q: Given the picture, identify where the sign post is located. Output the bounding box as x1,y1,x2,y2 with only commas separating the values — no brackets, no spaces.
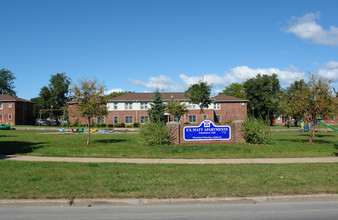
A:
183,120,231,141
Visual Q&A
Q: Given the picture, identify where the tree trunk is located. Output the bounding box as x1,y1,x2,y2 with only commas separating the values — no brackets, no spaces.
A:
309,124,313,143
87,117,91,145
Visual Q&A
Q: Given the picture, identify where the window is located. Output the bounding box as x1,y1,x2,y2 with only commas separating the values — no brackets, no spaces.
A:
9,102,12,108
215,103,220,110
0,102,2,109
114,116,119,124
114,103,118,110
203,114,208,119
173,115,180,122
140,102,148,110
97,116,104,123
215,115,221,123
140,115,149,123
8,114,12,120
188,115,197,123
125,102,133,110
125,116,133,124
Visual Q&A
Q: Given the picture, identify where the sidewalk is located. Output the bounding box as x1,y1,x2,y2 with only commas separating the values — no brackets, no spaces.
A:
1,154,337,164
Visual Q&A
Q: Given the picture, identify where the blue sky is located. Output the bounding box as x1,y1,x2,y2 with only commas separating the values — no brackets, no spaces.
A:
1,0,338,100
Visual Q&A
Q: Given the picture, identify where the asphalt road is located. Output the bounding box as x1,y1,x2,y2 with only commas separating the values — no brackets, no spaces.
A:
1,200,337,220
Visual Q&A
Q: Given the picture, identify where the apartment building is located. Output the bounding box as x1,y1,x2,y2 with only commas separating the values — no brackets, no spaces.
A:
68,92,248,125
0,94,34,125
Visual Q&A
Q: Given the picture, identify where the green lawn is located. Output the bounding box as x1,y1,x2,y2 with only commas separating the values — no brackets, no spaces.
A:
0,129,337,158
0,161,336,199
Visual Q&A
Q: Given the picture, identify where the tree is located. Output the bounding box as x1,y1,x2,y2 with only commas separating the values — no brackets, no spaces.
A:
49,73,71,109
185,81,212,112
295,73,336,142
166,100,188,122
0,68,16,96
31,73,71,122
148,89,166,122
105,91,134,99
72,78,108,145
31,86,53,120
279,79,307,126
243,74,281,125
219,83,246,99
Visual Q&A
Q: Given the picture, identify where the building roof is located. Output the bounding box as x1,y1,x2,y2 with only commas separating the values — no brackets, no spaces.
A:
0,94,33,103
109,92,248,102
212,94,248,102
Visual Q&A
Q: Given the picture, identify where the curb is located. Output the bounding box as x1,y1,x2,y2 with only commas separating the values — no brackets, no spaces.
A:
1,194,337,207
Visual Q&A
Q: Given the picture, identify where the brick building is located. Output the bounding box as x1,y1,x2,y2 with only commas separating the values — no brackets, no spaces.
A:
68,92,248,125
0,94,34,125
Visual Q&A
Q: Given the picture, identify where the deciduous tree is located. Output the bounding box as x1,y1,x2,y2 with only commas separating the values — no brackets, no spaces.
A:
297,73,336,142
185,81,212,112
219,83,246,99
0,68,16,96
72,78,107,145
166,100,188,122
244,74,281,125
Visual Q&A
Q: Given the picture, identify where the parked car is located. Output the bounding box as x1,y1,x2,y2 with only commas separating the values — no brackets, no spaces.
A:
36,120,56,126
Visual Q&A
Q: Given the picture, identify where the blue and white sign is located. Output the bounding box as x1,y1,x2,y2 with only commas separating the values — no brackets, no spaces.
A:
183,120,231,141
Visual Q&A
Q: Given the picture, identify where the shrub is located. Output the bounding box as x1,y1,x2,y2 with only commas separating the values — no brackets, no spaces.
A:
73,121,81,127
242,117,272,144
139,122,170,146
108,124,114,128
120,123,126,128
126,124,133,128
133,122,140,128
114,123,121,128
99,123,106,128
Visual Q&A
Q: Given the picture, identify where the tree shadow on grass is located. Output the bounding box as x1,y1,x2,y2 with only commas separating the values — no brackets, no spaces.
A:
0,141,44,155
276,138,335,145
93,139,126,144
334,144,338,156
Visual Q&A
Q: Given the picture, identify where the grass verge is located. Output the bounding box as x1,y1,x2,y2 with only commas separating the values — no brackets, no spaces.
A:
0,161,337,199
0,130,337,158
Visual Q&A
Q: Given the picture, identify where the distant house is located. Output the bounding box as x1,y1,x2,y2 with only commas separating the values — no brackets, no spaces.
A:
68,92,248,125
0,94,34,125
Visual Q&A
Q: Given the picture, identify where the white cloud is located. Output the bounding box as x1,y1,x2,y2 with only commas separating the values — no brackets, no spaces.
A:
318,61,338,81
105,88,124,95
127,75,185,91
285,12,338,46
126,63,338,92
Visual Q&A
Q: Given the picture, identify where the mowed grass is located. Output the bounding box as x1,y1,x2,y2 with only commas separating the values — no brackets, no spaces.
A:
0,129,337,158
0,161,336,199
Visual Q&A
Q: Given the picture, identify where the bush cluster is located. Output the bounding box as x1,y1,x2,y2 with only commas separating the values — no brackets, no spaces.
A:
139,122,170,146
242,117,272,144
114,123,126,128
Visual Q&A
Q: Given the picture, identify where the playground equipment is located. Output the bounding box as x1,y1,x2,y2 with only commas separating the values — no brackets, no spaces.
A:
299,120,337,132
319,121,338,131
0,124,11,130
35,109,67,129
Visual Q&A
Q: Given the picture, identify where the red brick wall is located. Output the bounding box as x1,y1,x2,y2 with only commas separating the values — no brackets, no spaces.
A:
167,121,245,144
0,101,15,124
0,101,33,125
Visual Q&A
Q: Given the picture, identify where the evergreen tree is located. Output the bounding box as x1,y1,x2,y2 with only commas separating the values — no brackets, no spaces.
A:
148,89,166,122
